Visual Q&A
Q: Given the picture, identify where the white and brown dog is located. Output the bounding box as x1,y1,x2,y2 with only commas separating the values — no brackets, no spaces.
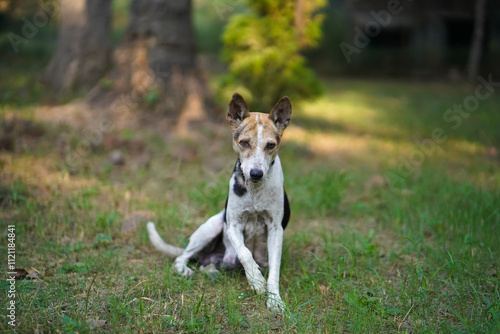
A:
147,93,291,311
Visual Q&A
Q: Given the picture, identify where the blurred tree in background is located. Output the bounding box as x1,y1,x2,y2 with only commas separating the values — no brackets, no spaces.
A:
2,0,499,110
219,0,326,112
43,0,111,93
87,0,210,122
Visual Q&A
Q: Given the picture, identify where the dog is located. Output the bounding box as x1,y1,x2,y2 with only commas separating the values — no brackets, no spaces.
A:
147,92,291,311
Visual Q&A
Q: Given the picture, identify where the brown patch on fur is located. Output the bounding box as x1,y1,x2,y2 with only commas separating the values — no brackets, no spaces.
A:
234,114,280,141
231,113,281,162
227,93,250,130
269,96,292,135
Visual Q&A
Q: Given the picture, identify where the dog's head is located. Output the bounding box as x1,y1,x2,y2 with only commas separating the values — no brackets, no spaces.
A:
227,93,292,183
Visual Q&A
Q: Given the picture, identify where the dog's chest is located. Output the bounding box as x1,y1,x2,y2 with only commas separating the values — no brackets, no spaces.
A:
229,174,283,216
240,211,269,267
226,156,283,242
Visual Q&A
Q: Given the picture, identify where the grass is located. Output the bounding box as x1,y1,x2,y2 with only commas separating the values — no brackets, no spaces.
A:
1,65,500,333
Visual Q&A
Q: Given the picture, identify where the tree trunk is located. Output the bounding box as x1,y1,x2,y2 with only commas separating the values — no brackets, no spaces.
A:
43,0,111,92
91,0,208,126
466,0,487,82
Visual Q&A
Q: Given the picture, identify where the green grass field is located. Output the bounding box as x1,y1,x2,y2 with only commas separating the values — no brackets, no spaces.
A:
1,73,500,333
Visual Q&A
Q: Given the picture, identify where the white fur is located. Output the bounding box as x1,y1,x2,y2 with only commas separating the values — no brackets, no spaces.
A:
172,211,225,277
226,156,285,310
148,133,287,312
147,222,184,257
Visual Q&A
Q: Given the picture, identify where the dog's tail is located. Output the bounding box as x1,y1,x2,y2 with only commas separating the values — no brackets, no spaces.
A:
147,222,184,258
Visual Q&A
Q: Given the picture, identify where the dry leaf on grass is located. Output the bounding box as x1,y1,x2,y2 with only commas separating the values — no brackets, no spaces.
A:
10,268,41,280
11,268,28,280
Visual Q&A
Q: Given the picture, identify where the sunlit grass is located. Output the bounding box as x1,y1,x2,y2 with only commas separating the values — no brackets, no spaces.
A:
1,78,499,332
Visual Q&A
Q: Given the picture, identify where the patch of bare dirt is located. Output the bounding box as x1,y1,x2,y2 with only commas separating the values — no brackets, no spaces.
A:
121,210,157,236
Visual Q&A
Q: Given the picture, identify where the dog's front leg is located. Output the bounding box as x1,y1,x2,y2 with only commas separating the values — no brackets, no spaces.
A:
266,223,284,312
226,224,266,294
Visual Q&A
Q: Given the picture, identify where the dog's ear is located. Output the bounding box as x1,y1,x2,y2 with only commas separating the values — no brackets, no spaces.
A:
269,96,292,134
227,93,250,129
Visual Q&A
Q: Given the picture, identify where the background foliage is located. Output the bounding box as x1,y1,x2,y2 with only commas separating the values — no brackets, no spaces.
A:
218,0,325,111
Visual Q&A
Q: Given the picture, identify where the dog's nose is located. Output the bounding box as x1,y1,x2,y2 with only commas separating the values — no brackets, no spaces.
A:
250,169,264,181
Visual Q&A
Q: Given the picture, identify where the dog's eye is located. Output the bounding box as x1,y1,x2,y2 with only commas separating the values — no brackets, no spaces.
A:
266,143,276,150
239,140,250,148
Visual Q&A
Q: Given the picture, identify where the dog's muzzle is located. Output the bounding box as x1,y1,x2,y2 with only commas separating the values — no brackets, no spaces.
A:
250,169,264,182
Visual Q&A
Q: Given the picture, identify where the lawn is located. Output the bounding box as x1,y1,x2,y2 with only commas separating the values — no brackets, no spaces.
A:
1,73,499,332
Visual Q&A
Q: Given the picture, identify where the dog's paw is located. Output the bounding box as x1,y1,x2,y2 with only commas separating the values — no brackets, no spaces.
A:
246,272,266,294
173,262,194,277
251,282,266,295
181,267,194,277
266,294,285,313
200,263,219,279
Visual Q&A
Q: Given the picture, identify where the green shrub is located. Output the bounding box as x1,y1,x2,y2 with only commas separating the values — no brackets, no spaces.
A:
219,0,326,111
